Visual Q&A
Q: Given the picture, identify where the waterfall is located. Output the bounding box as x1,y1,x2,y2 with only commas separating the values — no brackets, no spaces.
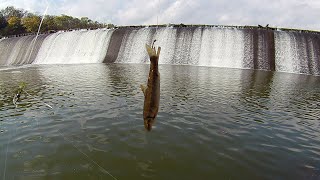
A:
33,29,113,64
198,27,246,68
152,27,177,64
275,31,320,75
0,35,48,65
110,27,276,70
0,26,320,75
115,28,155,64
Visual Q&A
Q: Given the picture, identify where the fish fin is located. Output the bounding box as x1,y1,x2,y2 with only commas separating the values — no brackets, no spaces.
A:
157,47,161,57
140,84,147,96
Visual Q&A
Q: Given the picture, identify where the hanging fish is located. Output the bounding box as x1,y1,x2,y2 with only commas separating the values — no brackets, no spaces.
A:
140,43,161,131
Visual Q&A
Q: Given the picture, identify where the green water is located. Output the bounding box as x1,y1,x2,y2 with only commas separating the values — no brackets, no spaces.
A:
0,64,320,180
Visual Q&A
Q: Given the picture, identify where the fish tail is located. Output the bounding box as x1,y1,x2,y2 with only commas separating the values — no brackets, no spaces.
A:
146,44,161,59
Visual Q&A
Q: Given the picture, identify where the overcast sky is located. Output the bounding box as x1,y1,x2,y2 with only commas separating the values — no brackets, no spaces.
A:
0,0,319,31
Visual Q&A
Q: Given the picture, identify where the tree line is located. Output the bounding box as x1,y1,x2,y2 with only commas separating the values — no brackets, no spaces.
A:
0,6,115,37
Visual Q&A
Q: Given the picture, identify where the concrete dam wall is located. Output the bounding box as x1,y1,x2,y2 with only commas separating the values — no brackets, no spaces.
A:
0,26,319,75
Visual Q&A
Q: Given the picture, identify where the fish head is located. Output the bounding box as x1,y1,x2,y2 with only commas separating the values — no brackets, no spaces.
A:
144,117,155,131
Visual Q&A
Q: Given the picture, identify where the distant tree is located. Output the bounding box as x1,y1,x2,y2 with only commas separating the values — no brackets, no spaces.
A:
1,6,25,19
21,13,41,32
6,16,25,35
80,17,91,29
42,15,58,32
0,14,7,29
70,17,81,29
79,17,104,29
91,21,102,28
0,14,8,37
54,14,74,30
105,23,115,28
0,6,113,36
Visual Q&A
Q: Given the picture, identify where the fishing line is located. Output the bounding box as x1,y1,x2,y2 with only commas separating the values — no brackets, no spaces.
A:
2,112,22,180
22,89,53,109
13,89,53,110
2,127,12,180
157,0,159,30
27,2,49,63
57,130,118,180
153,0,160,46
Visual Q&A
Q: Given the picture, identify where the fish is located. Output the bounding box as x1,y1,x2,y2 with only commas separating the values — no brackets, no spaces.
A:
140,43,161,131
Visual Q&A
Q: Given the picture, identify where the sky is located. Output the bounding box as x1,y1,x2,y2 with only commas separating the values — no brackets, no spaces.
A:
0,0,319,31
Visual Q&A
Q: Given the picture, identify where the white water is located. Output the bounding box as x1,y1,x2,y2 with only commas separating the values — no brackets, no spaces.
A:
275,31,300,73
33,29,113,64
257,31,271,70
0,27,319,75
115,27,248,68
198,27,246,68
173,27,200,65
274,31,319,75
152,27,177,64
115,28,154,64
307,35,319,75
0,36,37,65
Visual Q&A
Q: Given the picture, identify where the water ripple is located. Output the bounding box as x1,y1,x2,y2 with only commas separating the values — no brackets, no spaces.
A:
0,64,319,179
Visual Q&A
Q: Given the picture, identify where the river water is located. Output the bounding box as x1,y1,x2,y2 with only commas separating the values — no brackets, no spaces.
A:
0,63,319,180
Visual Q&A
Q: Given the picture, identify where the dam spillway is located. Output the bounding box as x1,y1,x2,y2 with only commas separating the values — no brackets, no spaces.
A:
0,34,48,65
0,26,319,75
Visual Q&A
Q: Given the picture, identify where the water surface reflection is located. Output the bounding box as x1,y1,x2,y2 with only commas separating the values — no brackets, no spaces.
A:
0,64,319,179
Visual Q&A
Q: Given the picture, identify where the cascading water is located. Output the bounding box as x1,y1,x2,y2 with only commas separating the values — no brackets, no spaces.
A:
0,35,48,65
33,29,113,64
275,31,320,75
198,27,246,68
0,26,319,75
243,29,275,70
115,28,155,64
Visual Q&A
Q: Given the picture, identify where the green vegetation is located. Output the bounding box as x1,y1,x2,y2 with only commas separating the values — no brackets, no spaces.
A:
0,6,115,38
